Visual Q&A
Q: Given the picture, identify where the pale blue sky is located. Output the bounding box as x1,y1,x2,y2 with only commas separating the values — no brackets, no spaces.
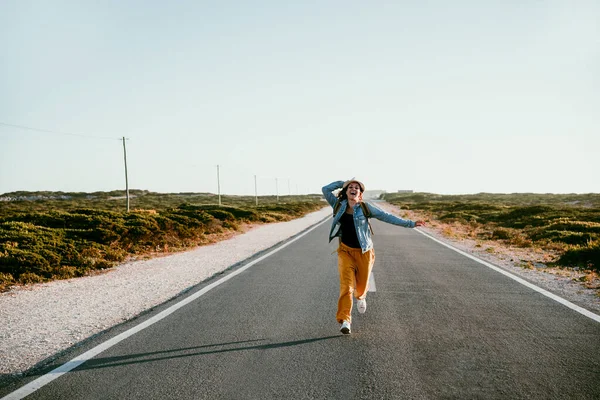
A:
1,1,598,196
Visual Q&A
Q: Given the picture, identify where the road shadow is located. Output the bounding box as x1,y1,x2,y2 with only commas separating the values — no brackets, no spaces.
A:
35,335,342,374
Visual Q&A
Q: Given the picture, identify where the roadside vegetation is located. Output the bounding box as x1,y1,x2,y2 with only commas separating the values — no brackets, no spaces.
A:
4,189,599,295
0,190,324,291
383,192,600,293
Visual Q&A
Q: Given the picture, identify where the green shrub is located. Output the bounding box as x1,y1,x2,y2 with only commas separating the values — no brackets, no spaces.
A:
0,247,51,276
558,243,600,272
51,265,79,279
544,221,600,234
19,272,45,285
0,272,15,291
185,204,259,221
531,230,595,246
491,228,512,240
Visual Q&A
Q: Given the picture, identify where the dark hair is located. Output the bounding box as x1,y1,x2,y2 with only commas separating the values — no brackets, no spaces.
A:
337,183,362,201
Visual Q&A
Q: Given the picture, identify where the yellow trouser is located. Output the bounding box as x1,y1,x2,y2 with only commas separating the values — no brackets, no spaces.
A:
336,242,376,324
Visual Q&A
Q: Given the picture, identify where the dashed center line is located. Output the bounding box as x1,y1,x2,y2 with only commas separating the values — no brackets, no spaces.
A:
368,272,376,292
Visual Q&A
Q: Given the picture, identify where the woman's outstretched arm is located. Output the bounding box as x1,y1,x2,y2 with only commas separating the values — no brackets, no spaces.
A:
365,202,425,227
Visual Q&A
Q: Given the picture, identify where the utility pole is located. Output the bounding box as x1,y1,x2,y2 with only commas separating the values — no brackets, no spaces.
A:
254,175,258,206
217,165,221,206
288,178,291,195
276,178,279,203
122,137,129,212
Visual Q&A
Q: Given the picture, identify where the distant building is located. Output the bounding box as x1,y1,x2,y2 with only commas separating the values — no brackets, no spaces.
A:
364,190,386,200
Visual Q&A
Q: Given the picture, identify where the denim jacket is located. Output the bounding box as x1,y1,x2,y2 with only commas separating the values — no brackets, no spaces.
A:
322,180,416,253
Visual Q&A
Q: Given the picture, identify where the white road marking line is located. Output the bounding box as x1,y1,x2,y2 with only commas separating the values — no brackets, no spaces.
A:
368,272,376,292
415,229,600,323
2,218,331,400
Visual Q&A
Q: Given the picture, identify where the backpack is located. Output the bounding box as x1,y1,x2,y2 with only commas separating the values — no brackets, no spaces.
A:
333,199,374,234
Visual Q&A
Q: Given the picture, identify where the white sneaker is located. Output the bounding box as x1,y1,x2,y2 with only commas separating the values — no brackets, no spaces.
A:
340,320,351,334
357,299,367,314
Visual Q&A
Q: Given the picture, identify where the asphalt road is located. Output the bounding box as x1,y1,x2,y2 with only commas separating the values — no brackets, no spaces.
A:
3,218,600,399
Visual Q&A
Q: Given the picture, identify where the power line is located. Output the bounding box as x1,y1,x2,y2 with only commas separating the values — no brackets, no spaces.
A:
0,121,123,140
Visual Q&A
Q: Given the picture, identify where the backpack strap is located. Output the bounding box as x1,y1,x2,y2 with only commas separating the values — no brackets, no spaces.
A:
333,199,374,235
361,202,374,235
360,202,371,218
333,198,341,216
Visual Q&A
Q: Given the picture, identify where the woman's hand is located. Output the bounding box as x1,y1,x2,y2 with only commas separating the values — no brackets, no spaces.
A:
415,220,425,227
